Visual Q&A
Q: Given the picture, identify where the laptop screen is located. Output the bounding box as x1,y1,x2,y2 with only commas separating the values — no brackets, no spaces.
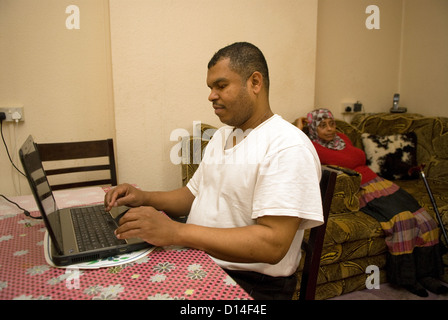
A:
19,135,63,253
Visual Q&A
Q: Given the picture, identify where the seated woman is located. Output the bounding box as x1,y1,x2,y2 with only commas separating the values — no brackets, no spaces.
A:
297,108,447,297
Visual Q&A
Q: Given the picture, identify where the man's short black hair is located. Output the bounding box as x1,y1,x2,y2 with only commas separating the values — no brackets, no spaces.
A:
208,42,270,92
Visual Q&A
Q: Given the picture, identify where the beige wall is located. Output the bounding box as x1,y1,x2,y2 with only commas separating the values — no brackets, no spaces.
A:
314,0,448,120
399,0,448,117
109,0,318,192
0,0,115,196
1,0,447,197
314,0,403,120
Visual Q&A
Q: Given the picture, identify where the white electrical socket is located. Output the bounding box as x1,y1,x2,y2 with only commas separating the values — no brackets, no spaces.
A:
341,102,355,113
0,107,25,122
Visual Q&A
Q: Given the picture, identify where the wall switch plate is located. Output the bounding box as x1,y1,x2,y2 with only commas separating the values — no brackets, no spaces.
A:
0,107,24,122
341,102,355,113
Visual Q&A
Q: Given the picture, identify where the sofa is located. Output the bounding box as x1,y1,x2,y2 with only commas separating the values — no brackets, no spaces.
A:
180,113,448,300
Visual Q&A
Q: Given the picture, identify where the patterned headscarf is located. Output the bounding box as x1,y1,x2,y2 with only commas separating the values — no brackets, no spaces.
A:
306,108,346,150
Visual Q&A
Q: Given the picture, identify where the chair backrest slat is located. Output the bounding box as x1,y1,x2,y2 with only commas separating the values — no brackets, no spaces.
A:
36,138,117,190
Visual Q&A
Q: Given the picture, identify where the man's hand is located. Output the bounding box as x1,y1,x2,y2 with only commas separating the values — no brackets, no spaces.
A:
115,206,178,247
104,183,146,211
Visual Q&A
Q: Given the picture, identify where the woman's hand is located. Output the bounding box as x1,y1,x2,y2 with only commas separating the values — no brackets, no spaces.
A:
293,117,308,130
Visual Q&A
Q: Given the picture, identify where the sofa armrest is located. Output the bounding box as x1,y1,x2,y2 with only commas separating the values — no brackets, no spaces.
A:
181,123,217,186
181,136,205,186
322,165,362,214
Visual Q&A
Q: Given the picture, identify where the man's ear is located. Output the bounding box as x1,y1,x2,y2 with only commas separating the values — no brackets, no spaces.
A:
248,71,263,94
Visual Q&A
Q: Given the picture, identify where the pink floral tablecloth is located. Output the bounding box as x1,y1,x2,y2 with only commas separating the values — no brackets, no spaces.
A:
0,188,251,300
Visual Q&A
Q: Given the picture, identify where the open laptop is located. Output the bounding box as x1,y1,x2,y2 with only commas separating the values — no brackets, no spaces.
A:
19,135,152,266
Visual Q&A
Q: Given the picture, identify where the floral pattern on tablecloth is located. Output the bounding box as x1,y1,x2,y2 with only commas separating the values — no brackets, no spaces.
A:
0,202,251,300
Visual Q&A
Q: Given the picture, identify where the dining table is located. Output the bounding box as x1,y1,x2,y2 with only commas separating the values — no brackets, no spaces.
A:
0,186,252,301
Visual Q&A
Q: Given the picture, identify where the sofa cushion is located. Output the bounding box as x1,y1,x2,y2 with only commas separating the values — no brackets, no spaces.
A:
317,254,387,286
294,255,387,300
320,237,387,267
314,259,387,300
324,211,384,245
395,178,448,227
361,132,418,180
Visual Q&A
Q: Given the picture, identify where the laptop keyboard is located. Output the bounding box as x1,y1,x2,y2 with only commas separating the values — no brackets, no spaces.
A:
71,206,126,252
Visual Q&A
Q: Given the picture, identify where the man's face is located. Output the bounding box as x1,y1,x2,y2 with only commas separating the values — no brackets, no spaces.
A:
206,58,255,128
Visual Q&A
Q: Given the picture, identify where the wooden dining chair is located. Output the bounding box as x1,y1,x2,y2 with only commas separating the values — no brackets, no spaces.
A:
298,168,337,300
36,138,117,191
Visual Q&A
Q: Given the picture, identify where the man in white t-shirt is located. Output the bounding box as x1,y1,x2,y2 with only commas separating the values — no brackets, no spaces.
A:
105,42,323,299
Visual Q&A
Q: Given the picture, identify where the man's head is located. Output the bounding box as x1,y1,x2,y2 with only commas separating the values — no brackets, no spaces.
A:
208,42,270,93
206,42,271,130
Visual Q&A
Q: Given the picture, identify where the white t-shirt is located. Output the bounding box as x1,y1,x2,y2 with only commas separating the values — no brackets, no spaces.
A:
186,114,323,277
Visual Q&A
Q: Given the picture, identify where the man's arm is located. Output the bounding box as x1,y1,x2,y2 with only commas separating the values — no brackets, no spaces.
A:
115,207,301,264
176,215,302,264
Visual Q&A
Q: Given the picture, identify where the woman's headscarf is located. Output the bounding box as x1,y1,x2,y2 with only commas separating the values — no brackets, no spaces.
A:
306,108,346,150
